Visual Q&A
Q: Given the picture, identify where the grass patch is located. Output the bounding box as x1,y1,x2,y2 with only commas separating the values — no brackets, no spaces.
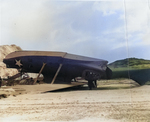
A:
145,81,150,85
96,79,139,90
109,68,150,85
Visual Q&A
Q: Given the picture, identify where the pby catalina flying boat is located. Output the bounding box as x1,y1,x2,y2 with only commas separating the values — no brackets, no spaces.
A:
3,51,112,90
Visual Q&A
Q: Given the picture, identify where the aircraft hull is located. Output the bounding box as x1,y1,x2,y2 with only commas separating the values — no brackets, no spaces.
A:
3,51,111,83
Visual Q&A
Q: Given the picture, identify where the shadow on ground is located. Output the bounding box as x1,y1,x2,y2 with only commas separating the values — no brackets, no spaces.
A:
43,82,140,93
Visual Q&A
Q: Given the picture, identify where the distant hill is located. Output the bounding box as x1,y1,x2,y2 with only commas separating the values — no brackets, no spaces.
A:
108,58,150,85
108,58,150,69
0,45,22,78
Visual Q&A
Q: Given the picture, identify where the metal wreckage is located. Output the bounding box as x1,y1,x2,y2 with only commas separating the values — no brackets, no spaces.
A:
3,51,112,90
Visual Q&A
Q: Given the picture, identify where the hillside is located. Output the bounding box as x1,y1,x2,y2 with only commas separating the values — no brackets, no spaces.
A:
108,58,150,69
0,45,22,78
108,58,150,85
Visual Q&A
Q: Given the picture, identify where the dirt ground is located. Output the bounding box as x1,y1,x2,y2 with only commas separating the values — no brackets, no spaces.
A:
0,79,150,122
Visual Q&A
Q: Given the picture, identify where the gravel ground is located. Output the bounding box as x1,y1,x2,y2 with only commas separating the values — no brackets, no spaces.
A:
0,80,150,122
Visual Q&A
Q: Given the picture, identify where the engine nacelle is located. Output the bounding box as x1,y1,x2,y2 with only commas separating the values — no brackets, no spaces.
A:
82,70,101,81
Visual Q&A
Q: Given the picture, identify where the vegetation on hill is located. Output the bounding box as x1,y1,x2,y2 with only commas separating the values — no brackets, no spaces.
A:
108,58,150,70
108,58,150,85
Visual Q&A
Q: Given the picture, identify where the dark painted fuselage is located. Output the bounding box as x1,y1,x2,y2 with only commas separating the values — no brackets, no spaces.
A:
3,51,112,83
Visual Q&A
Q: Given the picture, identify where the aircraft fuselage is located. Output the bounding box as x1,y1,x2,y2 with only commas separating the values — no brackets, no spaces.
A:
3,51,112,83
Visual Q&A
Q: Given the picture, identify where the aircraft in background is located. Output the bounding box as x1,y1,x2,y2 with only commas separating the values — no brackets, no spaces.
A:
3,51,112,90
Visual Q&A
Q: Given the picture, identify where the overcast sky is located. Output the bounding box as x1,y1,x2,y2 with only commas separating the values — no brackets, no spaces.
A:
0,0,150,63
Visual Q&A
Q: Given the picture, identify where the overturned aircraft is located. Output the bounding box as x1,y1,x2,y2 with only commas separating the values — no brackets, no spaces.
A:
3,51,112,89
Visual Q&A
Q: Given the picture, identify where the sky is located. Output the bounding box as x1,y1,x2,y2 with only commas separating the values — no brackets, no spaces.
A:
0,0,150,63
